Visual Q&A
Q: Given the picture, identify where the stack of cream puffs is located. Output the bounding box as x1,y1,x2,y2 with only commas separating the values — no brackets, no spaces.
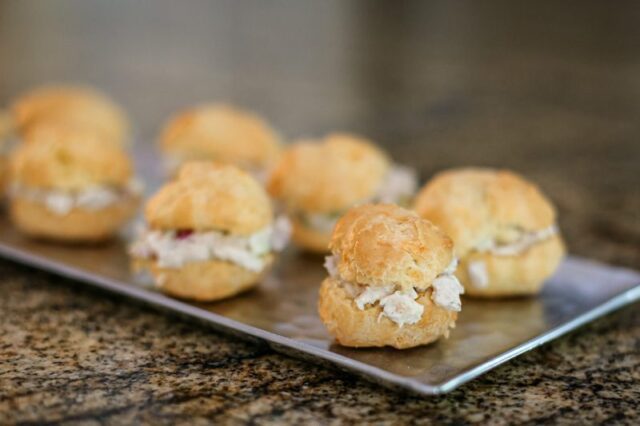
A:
158,104,281,180
318,204,464,349
268,133,417,253
415,168,565,297
129,162,290,302
8,123,141,241
11,84,130,145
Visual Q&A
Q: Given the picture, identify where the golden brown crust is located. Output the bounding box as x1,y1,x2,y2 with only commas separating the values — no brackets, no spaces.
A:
0,109,14,143
330,204,454,291
11,85,129,144
267,133,390,213
457,235,566,297
10,123,133,190
134,256,272,302
145,161,273,234
10,195,139,242
318,277,456,349
290,215,332,253
159,104,281,170
0,154,8,197
0,110,13,197
414,168,557,256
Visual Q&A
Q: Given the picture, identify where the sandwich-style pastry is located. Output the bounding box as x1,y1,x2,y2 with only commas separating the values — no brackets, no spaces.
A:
11,84,130,145
318,204,463,349
129,162,290,302
8,123,141,241
414,168,565,297
158,104,282,180
267,133,417,253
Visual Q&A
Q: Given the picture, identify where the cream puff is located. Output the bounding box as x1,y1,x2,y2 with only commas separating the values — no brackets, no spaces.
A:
267,133,417,253
158,104,282,180
318,204,463,349
129,162,290,302
8,123,141,241
414,168,565,297
0,109,14,196
11,84,130,145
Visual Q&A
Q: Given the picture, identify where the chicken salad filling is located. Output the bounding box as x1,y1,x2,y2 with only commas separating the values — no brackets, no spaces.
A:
10,179,143,216
130,216,291,272
324,255,463,326
466,225,558,289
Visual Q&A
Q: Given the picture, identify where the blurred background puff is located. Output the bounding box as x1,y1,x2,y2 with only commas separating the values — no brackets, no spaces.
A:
267,133,417,253
11,84,130,146
8,123,141,242
414,168,565,298
158,104,282,181
319,204,463,349
129,162,290,302
0,110,15,196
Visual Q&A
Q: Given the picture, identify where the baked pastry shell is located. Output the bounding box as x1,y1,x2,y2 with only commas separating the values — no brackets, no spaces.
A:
414,168,557,256
10,123,134,190
10,194,139,242
159,104,281,171
330,204,454,292
457,234,566,297
11,85,129,145
133,255,273,302
267,134,390,213
318,277,457,349
145,162,273,235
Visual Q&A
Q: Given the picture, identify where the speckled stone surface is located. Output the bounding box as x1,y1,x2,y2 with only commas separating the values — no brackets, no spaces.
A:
0,261,638,425
1,1,639,424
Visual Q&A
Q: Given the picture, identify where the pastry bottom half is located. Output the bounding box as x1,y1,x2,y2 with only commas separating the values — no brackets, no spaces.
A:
134,255,273,302
457,235,565,298
318,277,457,349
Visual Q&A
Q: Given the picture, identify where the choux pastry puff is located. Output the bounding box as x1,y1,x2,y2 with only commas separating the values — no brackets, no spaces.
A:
129,162,290,302
8,123,140,242
414,168,565,297
318,204,463,349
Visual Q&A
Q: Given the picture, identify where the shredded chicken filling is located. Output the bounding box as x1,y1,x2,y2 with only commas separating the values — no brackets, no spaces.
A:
466,225,559,289
10,180,143,216
474,225,558,256
130,216,291,272
324,255,463,326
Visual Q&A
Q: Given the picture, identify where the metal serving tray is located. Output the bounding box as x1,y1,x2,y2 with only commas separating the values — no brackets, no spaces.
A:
1,149,638,395
1,222,639,395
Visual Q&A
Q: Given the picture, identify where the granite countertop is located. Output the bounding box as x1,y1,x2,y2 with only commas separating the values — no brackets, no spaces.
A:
1,1,639,424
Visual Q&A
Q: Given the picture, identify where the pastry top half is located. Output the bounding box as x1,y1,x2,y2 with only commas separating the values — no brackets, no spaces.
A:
268,133,390,213
10,123,133,191
414,168,557,256
11,84,130,144
145,162,273,235
330,204,454,292
159,104,281,170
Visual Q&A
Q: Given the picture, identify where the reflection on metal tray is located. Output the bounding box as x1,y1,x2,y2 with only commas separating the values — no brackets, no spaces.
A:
0,217,638,395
